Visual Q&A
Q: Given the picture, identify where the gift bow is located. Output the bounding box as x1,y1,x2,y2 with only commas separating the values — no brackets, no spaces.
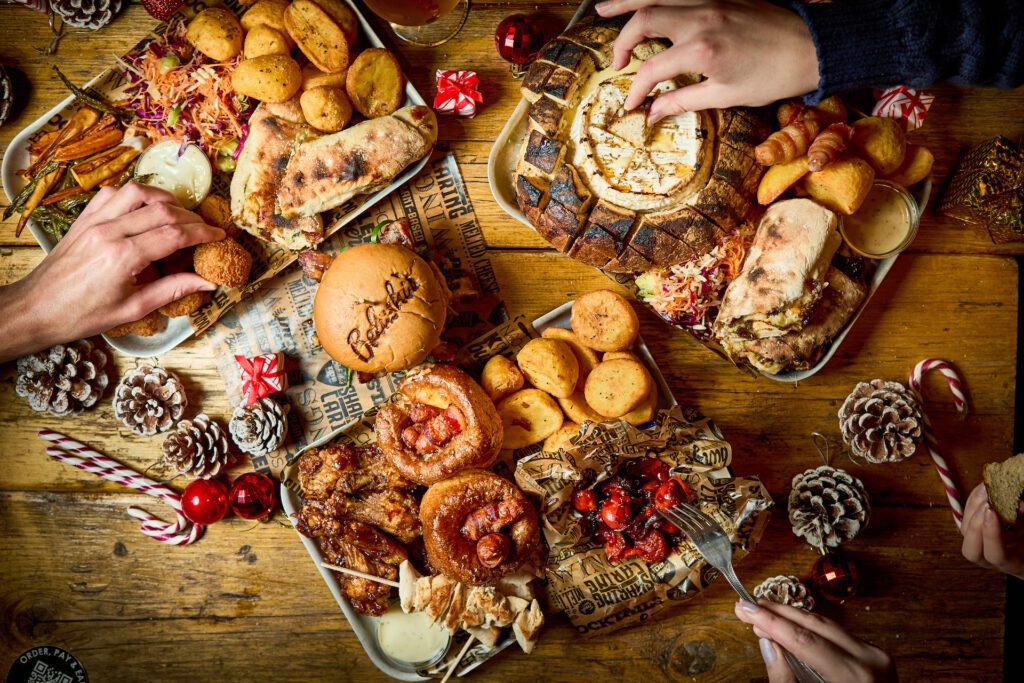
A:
235,353,285,406
872,86,935,131
434,70,483,117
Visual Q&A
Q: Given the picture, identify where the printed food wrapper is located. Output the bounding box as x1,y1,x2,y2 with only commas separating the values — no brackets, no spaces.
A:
459,316,773,636
204,152,507,474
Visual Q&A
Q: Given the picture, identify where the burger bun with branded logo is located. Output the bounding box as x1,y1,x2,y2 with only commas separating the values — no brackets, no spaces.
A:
313,243,449,374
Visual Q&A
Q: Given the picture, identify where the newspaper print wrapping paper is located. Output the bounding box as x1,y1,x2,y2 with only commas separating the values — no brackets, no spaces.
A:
205,152,507,474
458,316,773,637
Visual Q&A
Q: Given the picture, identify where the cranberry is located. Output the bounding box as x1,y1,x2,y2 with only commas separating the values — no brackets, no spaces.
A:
640,480,660,498
635,459,670,482
572,489,598,514
601,480,632,501
660,519,681,536
633,528,668,563
601,530,630,562
600,500,632,530
654,479,688,510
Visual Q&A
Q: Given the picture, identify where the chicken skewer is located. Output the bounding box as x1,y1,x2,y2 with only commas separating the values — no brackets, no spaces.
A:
320,560,544,654
440,635,476,683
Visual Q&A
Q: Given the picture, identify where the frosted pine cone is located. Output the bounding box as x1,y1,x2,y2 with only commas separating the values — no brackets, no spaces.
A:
229,398,287,457
754,575,815,611
51,0,124,29
839,379,923,463
15,339,110,416
113,365,187,436
789,465,870,551
162,413,234,479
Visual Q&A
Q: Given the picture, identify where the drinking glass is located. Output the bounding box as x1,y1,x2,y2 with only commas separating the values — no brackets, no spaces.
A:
362,0,470,47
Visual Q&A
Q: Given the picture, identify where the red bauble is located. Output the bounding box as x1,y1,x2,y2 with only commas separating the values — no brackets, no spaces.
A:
811,553,862,602
228,472,277,520
181,478,229,525
495,14,545,65
141,0,183,21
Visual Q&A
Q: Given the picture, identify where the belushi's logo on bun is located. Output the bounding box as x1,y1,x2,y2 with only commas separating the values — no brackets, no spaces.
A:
348,271,421,363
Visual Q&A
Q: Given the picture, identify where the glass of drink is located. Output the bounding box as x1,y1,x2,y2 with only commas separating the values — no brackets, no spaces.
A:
362,0,470,46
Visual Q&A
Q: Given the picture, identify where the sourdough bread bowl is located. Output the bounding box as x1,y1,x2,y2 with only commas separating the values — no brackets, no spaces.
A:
514,16,770,273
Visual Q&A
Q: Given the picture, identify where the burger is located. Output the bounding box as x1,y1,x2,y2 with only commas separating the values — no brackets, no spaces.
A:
313,243,449,375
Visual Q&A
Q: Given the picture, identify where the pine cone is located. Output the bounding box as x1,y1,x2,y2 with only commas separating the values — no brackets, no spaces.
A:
162,413,234,479
113,365,187,436
15,339,110,416
754,575,815,611
50,0,124,29
229,398,287,457
788,465,870,550
839,379,923,463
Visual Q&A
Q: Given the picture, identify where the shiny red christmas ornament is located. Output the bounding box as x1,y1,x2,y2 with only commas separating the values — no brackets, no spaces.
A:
228,472,277,520
181,478,229,525
495,14,545,66
811,553,862,602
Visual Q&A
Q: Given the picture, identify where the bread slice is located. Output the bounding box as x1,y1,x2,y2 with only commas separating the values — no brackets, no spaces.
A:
983,453,1024,526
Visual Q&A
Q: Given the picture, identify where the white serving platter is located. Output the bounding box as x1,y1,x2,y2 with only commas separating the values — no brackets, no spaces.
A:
279,300,727,680
1,0,429,358
486,90,932,383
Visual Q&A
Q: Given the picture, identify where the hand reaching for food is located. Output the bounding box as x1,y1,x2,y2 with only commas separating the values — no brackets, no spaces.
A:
0,182,223,363
960,481,1024,580
734,600,896,683
596,0,819,121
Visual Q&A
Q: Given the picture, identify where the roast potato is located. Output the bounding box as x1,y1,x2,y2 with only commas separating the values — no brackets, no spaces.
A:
346,48,405,118
814,96,847,124
757,155,809,205
884,144,934,187
480,355,524,402
543,421,581,453
186,8,244,62
285,0,350,74
558,390,606,425
570,289,639,352
602,350,640,362
584,358,652,418
244,24,292,59
516,338,579,399
498,389,564,449
241,0,290,34
300,85,353,132
231,55,303,103
540,327,599,390
851,117,907,175
621,383,658,426
197,195,232,230
803,157,876,215
308,0,359,45
302,63,348,91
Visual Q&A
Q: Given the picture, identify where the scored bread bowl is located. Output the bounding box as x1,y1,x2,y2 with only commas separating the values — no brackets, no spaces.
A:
514,16,771,273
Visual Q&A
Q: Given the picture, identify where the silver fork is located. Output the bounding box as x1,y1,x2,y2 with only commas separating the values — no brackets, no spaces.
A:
658,502,826,683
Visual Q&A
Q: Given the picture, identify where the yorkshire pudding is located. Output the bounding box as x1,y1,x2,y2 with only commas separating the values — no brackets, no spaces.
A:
420,470,541,585
375,365,503,485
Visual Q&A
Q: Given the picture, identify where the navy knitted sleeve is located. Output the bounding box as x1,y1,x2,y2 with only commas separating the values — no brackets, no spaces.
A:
789,0,1024,103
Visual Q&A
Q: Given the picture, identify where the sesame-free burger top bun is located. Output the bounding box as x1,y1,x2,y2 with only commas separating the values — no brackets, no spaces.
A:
313,243,448,374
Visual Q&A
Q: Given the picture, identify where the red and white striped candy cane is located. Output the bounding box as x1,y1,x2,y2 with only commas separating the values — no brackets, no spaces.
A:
908,360,968,529
39,430,203,545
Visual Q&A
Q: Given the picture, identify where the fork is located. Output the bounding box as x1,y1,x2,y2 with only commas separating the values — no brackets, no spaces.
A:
658,502,826,683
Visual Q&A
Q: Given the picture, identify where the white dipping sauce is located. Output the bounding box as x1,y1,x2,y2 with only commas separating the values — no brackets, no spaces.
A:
377,605,450,665
135,140,212,209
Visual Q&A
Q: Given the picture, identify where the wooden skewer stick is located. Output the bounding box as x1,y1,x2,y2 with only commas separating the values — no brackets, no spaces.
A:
440,634,476,683
321,562,400,588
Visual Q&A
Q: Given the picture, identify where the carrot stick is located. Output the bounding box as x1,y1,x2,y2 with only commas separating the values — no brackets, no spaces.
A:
53,126,124,162
29,130,62,156
25,107,99,177
40,185,89,206
15,167,63,237
72,147,141,190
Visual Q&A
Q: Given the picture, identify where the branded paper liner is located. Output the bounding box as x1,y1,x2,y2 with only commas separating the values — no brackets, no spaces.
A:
205,152,507,474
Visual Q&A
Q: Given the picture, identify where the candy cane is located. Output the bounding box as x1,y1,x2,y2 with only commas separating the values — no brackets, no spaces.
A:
39,430,203,545
907,360,968,529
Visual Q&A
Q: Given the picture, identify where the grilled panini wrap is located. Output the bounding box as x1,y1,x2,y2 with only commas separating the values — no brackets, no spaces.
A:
278,105,437,219
716,198,841,345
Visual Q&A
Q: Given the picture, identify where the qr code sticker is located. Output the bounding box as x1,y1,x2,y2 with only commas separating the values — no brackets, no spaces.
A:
27,660,73,683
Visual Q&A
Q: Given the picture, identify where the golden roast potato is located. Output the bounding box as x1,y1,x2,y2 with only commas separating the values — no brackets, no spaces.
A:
516,338,579,399
498,389,564,449
186,8,244,62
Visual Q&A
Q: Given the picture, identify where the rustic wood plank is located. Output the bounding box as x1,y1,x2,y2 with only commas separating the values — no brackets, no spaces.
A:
0,491,1003,682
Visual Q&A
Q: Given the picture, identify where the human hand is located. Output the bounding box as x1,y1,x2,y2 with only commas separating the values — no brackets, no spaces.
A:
734,600,896,683
595,0,820,122
961,482,1024,580
0,182,223,362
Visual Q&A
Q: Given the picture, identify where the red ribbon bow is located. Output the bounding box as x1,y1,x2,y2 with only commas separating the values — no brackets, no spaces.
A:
434,70,483,117
872,86,934,131
235,353,286,406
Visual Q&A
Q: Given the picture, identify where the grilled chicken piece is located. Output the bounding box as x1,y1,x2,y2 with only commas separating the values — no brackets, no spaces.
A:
319,520,408,616
329,488,422,543
297,443,413,500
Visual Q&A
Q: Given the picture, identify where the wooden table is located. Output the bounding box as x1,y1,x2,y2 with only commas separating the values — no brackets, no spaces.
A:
1,3,1020,681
